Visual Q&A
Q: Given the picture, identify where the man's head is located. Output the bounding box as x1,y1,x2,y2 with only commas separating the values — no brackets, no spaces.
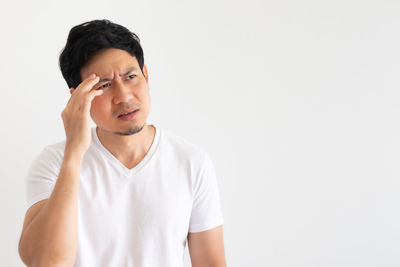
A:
59,19,145,89
59,19,150,136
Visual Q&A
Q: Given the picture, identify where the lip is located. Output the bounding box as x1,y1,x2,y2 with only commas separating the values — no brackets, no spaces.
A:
117,109,139,121
117,108,139,118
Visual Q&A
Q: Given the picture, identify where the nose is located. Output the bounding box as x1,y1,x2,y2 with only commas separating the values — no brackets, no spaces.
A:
112,80,134,105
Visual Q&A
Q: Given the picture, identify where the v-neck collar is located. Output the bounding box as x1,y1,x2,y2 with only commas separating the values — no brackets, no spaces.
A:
91,124,160,177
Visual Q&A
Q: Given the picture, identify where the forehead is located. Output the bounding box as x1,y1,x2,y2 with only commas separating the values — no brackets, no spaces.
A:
80,48,139,80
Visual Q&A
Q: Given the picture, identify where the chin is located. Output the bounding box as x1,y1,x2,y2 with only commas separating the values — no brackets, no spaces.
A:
113,123,145,136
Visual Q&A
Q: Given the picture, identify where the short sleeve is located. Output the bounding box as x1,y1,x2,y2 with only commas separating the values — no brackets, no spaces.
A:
189,153,224,233
25,145,64,211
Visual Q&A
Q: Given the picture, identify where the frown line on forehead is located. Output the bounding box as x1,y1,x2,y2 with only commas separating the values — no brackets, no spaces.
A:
98,66,139,82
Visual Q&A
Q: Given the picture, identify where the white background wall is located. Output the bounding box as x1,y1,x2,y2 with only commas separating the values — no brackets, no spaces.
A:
1,0,400,266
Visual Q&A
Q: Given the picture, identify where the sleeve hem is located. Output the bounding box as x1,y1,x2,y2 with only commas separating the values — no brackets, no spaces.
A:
189,218,224,233
26,192,51,211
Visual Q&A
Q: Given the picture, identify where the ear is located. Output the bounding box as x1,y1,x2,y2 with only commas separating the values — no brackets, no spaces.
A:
69,88,74,95
142,64,149,83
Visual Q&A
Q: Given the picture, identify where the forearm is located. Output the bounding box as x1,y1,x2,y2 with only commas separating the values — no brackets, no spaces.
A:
19,149,83,266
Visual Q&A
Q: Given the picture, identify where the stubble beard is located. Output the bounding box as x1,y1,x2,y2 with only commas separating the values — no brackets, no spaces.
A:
113,123,145,136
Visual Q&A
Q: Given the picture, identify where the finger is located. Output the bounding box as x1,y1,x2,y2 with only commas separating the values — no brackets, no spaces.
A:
75,74,100,94
69,77,102,107
90,88,104,98
82,89,104,113
80,76,100,92
69,73,94,91
84,87,104,103
70,74,95,92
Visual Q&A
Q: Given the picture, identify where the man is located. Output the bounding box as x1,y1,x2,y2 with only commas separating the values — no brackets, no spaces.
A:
18,19,226,267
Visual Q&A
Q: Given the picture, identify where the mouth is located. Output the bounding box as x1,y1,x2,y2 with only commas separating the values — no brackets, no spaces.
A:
117,108,140,121
118,108,139,118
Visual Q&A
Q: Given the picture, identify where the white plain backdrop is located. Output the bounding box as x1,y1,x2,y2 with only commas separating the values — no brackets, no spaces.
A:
1,0,400,266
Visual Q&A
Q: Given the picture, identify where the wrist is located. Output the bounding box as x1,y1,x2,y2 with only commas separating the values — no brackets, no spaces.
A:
63,147,85,165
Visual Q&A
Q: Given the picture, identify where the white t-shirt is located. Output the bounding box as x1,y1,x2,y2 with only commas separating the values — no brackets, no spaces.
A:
25,124,224,267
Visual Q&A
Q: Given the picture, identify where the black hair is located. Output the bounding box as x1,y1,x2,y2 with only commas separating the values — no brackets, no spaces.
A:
59,19,144,89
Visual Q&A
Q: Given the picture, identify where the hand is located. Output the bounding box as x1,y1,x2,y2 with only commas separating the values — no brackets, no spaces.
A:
61,74,103,157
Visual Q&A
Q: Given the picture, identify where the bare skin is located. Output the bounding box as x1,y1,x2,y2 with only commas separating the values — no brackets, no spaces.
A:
18,74,104,266
18,48,226,266
78,48,154,169
18,49,155,266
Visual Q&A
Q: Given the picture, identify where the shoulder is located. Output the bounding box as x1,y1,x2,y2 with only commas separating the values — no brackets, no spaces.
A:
30,140,66,168
26,140,66,183
159,128,210,164
41,140,65,159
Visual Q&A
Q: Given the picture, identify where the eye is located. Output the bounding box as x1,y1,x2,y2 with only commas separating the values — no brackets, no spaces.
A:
98,83,111,90
127,74,136,80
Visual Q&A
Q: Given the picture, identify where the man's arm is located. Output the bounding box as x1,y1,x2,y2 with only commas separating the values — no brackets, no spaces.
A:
18,153,83,266
187,225,227,267
18,74,103,266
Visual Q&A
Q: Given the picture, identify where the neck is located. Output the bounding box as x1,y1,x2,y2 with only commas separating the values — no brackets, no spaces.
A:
96,124,156,168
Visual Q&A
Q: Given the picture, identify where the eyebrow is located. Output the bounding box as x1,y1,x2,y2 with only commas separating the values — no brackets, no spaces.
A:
98,67,139,82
